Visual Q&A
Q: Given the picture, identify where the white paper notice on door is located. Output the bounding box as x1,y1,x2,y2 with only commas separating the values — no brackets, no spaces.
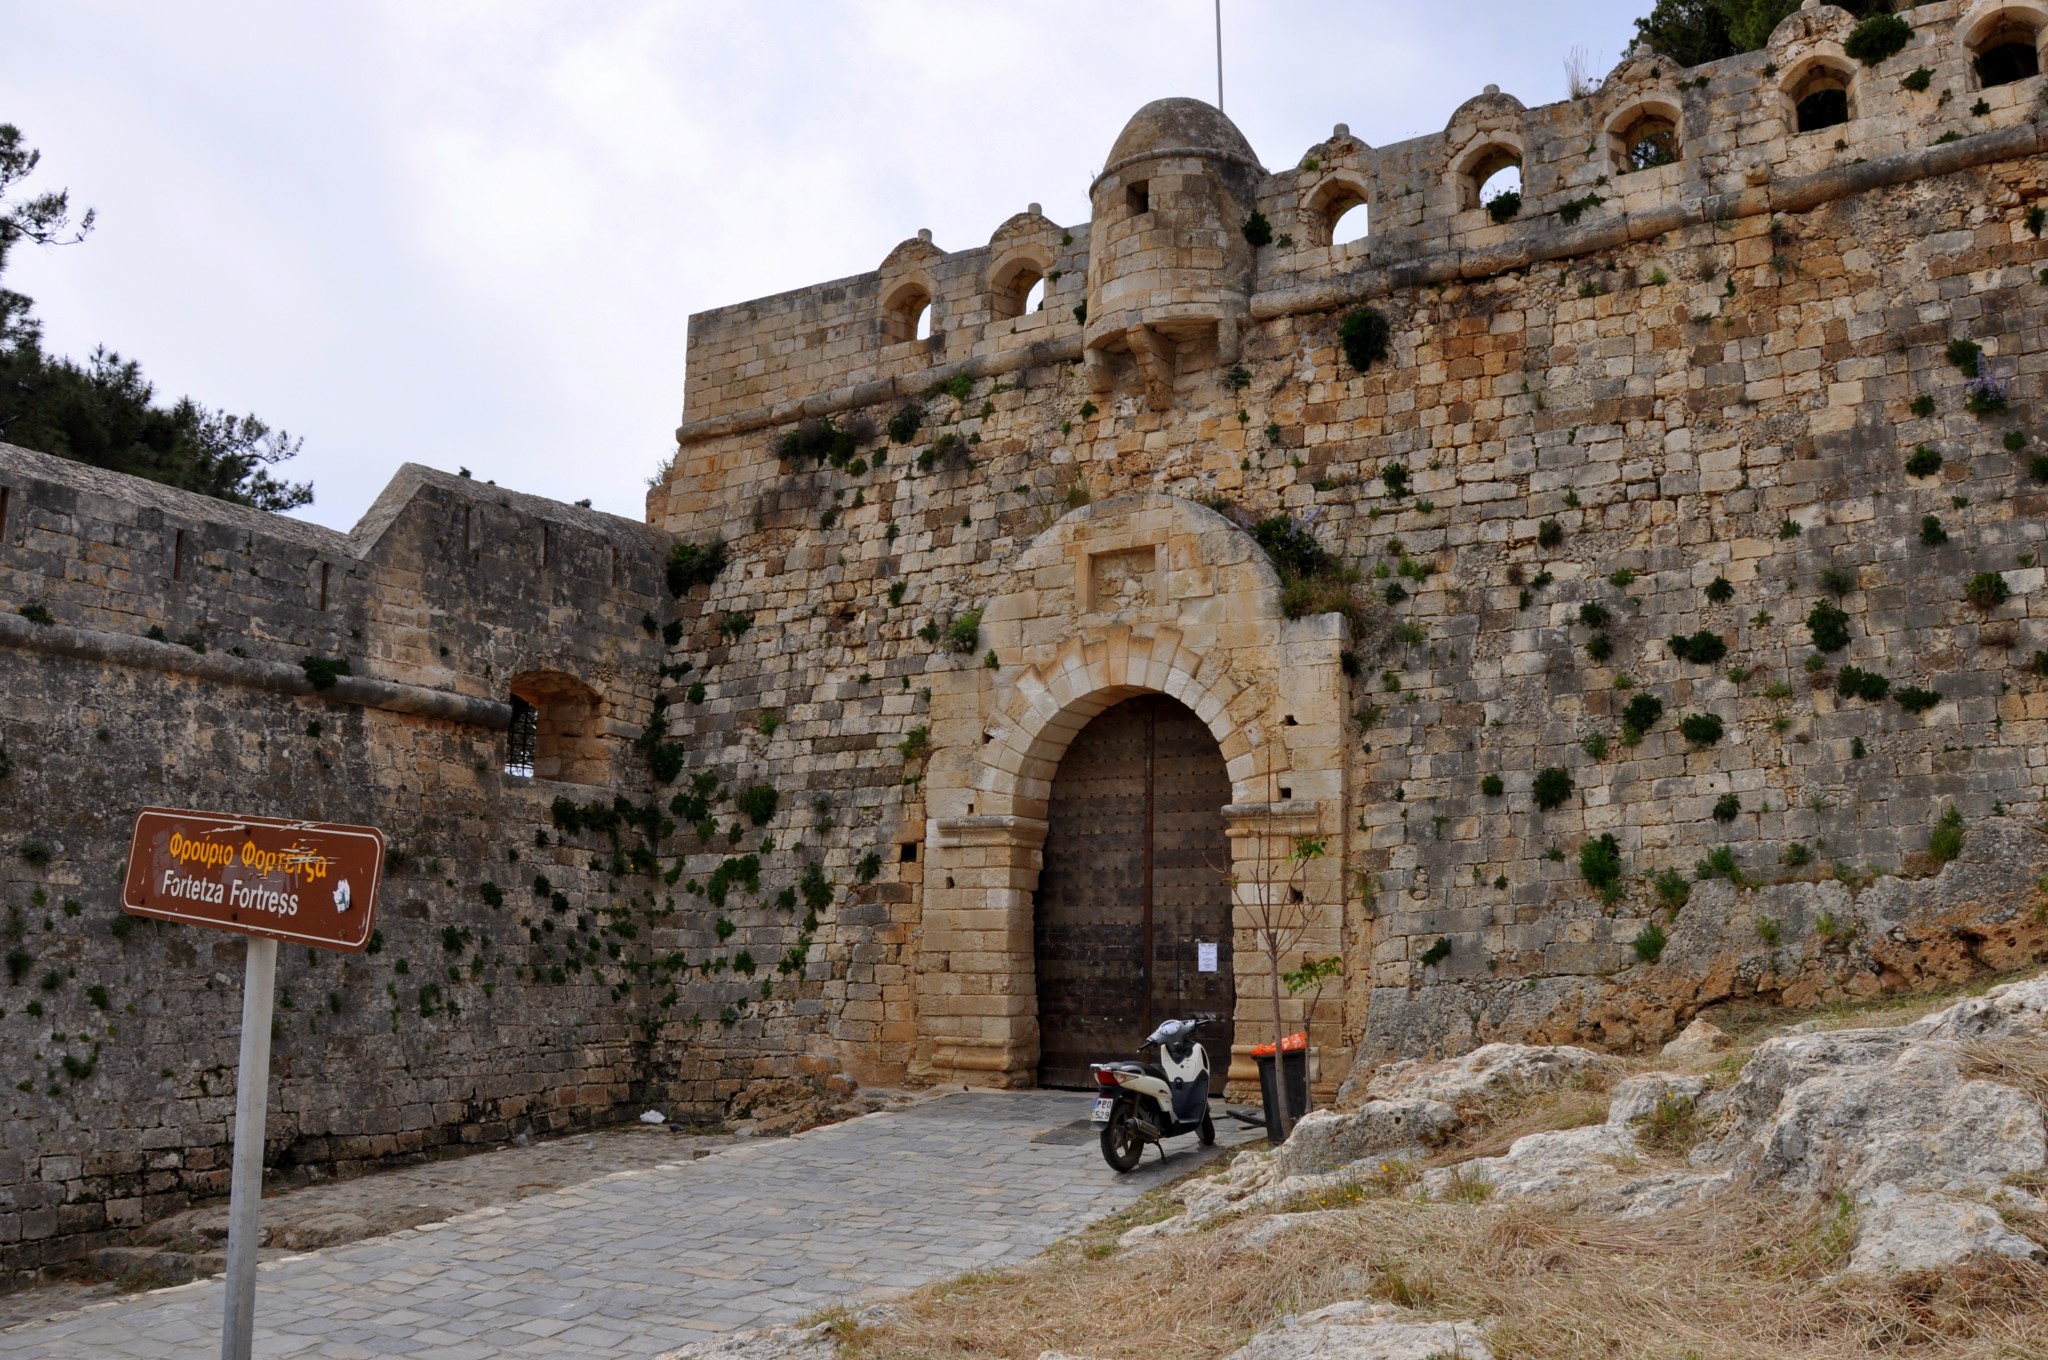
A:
1197,942,1219,973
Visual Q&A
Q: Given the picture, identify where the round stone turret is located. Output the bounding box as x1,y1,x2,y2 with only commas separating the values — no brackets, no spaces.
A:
1084,98,1265,408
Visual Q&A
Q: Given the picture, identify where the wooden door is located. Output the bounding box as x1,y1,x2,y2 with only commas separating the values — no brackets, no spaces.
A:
1034,695,1234,1087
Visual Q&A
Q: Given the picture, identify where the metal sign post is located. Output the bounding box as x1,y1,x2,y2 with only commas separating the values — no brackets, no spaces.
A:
120,807,383,1360
220,935,278,1360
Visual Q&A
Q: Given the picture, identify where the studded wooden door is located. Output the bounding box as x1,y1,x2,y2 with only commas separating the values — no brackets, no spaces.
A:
1034,695,1234,1088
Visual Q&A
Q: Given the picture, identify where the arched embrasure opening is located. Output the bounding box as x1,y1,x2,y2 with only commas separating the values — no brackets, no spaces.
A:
1306,175,1372,246
1788,61,1855,132
882,280,934,345
506,670,608,784
1457,143,1524,215
1612,106,1681,173
1033,693,1235,1087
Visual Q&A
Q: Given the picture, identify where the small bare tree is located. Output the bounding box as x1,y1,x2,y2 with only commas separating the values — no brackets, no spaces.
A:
1223,765,1327,1139
1282,955,1343,1116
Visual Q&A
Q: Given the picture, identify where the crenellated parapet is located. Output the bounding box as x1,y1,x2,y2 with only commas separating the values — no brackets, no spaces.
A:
664,0,2048,490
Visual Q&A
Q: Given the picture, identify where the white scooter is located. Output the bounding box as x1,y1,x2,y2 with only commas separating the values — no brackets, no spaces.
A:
1090,1017,1218,1171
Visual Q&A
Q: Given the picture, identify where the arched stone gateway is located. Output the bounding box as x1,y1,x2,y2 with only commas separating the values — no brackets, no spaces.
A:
1034,692,1235,1087
913,493,1350,1095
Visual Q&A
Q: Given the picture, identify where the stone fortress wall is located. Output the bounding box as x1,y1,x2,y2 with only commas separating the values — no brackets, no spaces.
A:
8,0,2048,1281
651,0,2048,1094
0,444,865,1278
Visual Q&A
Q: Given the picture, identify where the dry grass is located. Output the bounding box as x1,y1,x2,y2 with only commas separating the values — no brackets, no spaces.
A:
843,1191,2048,1360
1960,1037,2048,1110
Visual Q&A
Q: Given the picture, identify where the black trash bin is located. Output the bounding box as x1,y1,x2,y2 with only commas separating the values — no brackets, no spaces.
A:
1254,1045,1309,1143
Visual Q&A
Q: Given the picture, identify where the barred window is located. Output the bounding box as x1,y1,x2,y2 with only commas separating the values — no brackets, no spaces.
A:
505,697,538,777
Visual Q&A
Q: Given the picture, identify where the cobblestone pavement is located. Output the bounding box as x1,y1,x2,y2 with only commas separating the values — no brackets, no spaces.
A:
0,1090,1255,1357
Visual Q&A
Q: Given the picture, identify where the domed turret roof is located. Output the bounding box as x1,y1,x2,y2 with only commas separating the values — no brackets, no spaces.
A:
1103,97,1261,175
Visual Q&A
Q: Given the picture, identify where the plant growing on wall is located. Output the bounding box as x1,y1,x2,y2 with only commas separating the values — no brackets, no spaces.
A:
943,609,983,654
1241,211,1273,247
1532,767,1575,810
1807,601,1852,652
1843,12,1911,65
1579,834,1624,904
1668,631,1727,665
1621,693,1665,743
667,539,728,596
887,403,924,445
1338,307,1391,373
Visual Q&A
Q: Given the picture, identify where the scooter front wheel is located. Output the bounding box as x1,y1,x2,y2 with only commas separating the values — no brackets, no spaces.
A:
1100,1108,1144,1172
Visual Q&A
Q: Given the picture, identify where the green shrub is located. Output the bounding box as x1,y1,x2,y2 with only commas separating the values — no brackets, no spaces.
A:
1920,515,1949,547
1807,601,1852,652
1910,394,1936,418
1586,634,1613,663
735,784,779,826
944,609,984,654
2004,430,2027,452
929,371,974,403
666,538,729,596
1755,915,1783,946
1902,66,1933,92
1538,519,1565,549
720,611,753,639
300,656,351,690
1818,564,1858,597
477,881,502,908
1486,189,1522,224
1609,568,1637,588
1241,211,1273,247
1704,576,1735,605
1946,338,1983,377
1782,842,1813,868
1339,308,1392,372
1965,571,2010,610
1632,922,1667,963
1579,834,1624,898
1418,937,1452,967
1679,713,1725,746
1578,601,1611,629
1480,774,1505,797
1712,793,1740,823
1928,805,1964,864
1696,846,1741,883
2027,455,2048,484
1843,12,1911,65
16,603,52,626
1380,462,1410,498
1532,767,1575,811
1668,630,1727,666
856,851,883,885
1905,445,1943,478
897,726,931,761
18,841,52,867
1621,693,1665,742
1582,732,1609,760
1837,666,1890,702
887,404,924,444
1652,867,1691,911
1895,685,1941,714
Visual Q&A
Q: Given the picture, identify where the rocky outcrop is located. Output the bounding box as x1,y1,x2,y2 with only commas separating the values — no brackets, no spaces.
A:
1224,1302,1492,1360
1147,977,2048,1279
1341,1042,1614,1110
657,1307,896,1360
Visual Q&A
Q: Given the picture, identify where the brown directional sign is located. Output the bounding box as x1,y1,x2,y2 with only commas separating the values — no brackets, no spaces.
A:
122,808,383,951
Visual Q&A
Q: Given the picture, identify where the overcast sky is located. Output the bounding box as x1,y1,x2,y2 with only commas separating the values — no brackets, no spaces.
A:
7,1,1648,531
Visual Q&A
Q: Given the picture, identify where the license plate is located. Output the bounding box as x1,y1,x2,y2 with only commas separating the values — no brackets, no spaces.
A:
1090,1096,1114,1123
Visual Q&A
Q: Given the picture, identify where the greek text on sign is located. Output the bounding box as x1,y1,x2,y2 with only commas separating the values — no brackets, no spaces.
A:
1197,941,1219,973
123,808,384,951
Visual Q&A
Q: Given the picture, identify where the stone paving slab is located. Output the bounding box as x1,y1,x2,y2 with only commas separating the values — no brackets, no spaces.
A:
0,1091,1256,1358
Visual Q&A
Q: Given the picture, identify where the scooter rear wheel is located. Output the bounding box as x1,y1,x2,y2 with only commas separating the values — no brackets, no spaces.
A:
1100,1109,1144,1172
1198,1112,1216,1146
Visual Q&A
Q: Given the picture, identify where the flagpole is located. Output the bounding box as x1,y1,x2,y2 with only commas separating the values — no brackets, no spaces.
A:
1214,0,1224,111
